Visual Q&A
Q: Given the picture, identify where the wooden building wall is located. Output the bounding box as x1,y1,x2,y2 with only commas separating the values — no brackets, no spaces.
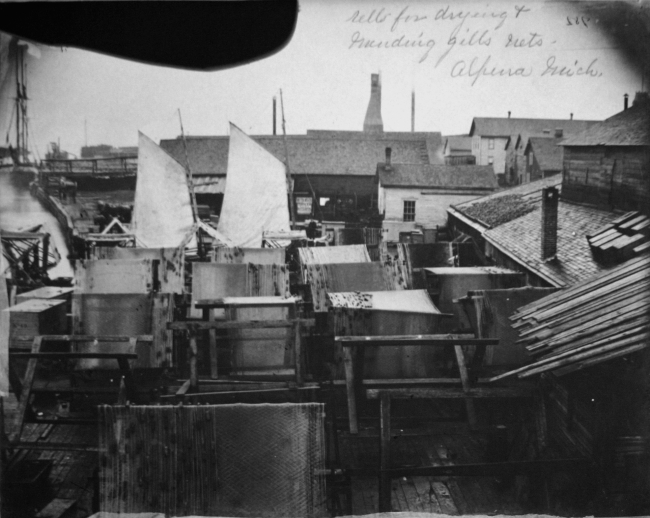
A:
562,145,649,214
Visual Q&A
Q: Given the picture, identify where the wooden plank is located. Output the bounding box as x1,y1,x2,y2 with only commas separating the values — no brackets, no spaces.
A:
366,387,534,399
379,393,392,513
189,335,198,391
168,318,315,330
14,334,154,342
454,345,477,429
195,298,295,308
336,334,497,347
328,377,493,386
11,352,138,359
342,347,359,434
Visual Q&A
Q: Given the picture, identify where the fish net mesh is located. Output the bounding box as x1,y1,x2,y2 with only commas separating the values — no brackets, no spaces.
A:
99,403,327,517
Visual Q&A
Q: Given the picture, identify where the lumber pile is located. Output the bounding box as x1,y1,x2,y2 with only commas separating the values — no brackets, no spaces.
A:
494,253,650,380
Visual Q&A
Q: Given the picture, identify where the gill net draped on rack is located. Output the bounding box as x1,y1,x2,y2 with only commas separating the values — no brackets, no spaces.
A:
99,403,327,517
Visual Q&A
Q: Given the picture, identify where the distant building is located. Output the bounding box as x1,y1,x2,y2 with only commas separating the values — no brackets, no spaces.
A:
81,145,137,158
376,148,497,241
160,74,446,222
469,116,598,183
522,136,563,182
443,135,477,165
560,92,650,214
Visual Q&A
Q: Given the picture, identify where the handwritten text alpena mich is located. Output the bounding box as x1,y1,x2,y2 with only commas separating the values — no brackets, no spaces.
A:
345,5,604,86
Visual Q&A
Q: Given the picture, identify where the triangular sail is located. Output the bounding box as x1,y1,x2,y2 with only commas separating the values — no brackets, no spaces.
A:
218,123,291,248
132,132,195,248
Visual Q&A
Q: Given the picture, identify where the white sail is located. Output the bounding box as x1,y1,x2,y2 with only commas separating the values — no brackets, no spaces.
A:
132,132,195,248
218,123,291,248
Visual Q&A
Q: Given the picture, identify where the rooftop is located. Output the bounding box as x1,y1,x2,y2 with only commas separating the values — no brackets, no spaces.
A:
450,176,563,230
377,163,497,190
444,135,473,153
470,117,599,139
525,137,563,172
160,133,444,177
484,200,622,287
561,99,650,146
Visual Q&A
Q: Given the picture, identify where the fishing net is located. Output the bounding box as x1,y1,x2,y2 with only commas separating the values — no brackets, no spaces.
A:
99,403,327,517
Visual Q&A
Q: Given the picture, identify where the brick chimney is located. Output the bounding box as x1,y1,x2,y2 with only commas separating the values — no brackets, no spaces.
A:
554,128,563,138
541,186,559,261
624,93,629,110
364,73,384,133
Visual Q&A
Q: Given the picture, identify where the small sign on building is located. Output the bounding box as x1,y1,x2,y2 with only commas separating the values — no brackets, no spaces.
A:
296,195,313,215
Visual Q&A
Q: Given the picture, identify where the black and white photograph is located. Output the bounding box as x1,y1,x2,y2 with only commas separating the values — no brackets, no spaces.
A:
0,0,649,517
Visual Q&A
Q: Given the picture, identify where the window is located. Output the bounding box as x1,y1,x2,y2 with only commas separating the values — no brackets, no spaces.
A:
403,200,416,222
488,156,494,165
488,138,495,150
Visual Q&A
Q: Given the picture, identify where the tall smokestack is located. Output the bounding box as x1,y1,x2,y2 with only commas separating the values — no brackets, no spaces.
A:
273,97,277,135
541,186,559,261
624,93,629,110
411,90,415,132
363,73,384,133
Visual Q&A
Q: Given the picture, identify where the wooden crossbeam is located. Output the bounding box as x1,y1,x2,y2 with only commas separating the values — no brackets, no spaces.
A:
11,353,138,359
335,334,498,347
14,335,153,342
366,387,535,399
195,298,296,308
168,319,314,331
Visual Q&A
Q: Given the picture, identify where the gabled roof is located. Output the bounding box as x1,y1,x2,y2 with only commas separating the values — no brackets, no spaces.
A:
160,132,444,177
377,163,497,190
469,118,599,138
561,101,650,146
495,253,650,379
483,201,621,287
525,137,563,172
443,135,473,153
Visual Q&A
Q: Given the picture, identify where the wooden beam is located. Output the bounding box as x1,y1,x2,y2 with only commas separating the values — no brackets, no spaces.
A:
168,319,315,331
366,387,535,399
13,336,43,442
379,393,392,513
189,335,199,391
294,321,303,386
13,335,153,342
335,334,498,347
342,347,359,434
11,352,138,359
195,298,296,309
455,345,477,429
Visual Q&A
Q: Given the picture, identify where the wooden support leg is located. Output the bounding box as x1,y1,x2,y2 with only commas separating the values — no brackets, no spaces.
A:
294,322,303,387
203,308,218,379
379,393,392,513
189,334,199,393
14,336,43,442
342,347,358,434
454,345,477,429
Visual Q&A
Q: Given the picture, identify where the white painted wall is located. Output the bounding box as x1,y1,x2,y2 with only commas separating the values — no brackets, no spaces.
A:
380,185,484,240
476,136,508,175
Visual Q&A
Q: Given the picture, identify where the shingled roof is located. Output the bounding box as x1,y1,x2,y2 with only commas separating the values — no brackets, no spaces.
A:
525,137,563,172
160,132,444,177
561,100,650,146
483,201,621,287
444,135,473,153
377,163,497,190
470,118,599,138
450,176,563,230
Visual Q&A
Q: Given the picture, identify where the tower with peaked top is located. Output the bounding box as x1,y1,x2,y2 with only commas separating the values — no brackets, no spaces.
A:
363,73,383,133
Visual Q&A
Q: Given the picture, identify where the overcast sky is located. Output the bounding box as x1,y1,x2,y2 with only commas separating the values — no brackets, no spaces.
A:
1,0,644,159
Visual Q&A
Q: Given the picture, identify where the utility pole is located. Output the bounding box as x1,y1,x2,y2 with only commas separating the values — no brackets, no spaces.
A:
280,90,296,226
178,109,204,258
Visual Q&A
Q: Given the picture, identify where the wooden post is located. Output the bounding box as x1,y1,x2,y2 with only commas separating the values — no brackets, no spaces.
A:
454,345,477,429
342,347,358,434
379,392,392,512
294,321,303,386
41,234,50,271
203,307,218,379
189,334,199,392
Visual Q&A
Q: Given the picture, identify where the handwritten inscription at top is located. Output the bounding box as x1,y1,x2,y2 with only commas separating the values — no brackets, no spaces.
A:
344,4,604,85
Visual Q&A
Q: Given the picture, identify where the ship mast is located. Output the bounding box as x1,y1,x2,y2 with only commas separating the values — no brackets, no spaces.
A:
14,41,29,165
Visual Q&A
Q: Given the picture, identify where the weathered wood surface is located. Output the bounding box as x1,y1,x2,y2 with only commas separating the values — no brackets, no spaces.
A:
168,318,315,330
335,334,497,347
366,387,535,399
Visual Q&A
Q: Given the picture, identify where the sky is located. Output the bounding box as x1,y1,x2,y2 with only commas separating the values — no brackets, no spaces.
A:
0,0,646,159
